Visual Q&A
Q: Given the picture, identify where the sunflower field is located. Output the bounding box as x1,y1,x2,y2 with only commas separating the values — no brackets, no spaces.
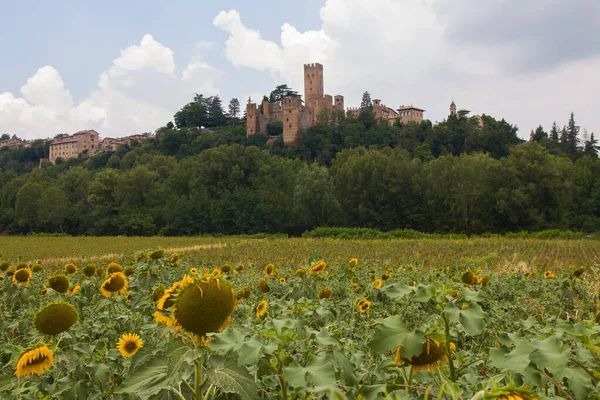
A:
1,243,600,399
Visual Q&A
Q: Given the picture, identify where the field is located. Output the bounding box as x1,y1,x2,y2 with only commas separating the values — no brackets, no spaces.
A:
1,237,599,399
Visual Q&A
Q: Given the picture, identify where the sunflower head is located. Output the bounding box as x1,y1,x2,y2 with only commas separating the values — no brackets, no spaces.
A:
6,268,15,276
70,285,81,296
152,285,166,302
349,258,359,265
117,333,144,358
318,287,333,300
236,287,252,300
48,275,69,293
256,300,268,318
381,273,391,282
100,272,128,297
150,249,165,259
264,264,275,276
221,264,231,273
136,252,150,262
81,264,96,277
483,383,537,400
124,266,135,276
95,268,105,277
16,262,28,270
357,298,371,312
481,276,490,287
168,253,180,264
396,338,452,373
107,262,123,275
35,303,78,335
573,267,585,279
172,275,235,341
258,279,270,293
13,268,32,286
461,271,476,285
156,281,184,309
373,279,383,289
279,277,286,285
40,286,47,295
32,264,43,273
0,262,10,271
308,261,327,275
64,263,77,274
296,268,305,277
15,345,53,377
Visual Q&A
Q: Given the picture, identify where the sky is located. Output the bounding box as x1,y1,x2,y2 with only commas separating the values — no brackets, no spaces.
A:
0,0,598,140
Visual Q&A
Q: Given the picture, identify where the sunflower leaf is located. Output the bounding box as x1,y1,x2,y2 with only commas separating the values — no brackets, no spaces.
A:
283,355,337,388
115,357,169,399
368,315,426,358
443,302,486,335
381,283,416,300
207,358,257,400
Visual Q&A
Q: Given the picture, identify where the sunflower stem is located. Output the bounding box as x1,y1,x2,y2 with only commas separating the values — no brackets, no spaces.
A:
442,314,457,382
194,356,205,400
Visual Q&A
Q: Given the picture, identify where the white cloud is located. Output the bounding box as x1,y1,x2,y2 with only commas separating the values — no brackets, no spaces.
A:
0,35,222,139
213,0,598,137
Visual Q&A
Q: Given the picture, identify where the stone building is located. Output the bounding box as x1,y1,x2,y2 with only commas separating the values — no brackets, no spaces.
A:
100,133,151,151
0,137,26,149
449,100,484,128
347,99,425,125
246,63,344,144
49,130,100,163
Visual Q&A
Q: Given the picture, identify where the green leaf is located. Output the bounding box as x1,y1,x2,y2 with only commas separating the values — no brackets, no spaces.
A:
381,283,416,300
444,302,487,335
557,366,594,400
210,327,248,353
529,337,569,375
356,384,387,400
207,358,257,400
283,355,336,388
413,284,437,302
330,350,357,386
461,286,485,302
368,315,425,358
116,357,169,399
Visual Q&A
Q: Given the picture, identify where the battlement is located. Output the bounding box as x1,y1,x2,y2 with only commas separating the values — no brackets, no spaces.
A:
347,107,360,112
282,96,302,107
304,63,323,70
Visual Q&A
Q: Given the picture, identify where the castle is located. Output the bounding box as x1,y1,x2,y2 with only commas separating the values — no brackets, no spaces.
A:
246,63,345,143
246,63,427,143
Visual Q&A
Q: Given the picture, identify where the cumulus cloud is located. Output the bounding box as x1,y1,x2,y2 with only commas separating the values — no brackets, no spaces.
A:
0,34,221,139
213,0,598,136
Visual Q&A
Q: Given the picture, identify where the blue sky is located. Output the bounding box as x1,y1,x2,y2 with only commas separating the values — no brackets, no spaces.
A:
1,0,598,139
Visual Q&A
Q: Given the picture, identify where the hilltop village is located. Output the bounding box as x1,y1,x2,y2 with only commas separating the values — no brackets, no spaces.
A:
1,62,486,162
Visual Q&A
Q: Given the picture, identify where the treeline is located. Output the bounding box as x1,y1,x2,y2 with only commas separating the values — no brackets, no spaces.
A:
0,142,598,236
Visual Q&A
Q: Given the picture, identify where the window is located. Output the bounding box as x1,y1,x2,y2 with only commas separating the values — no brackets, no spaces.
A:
289,124,292,128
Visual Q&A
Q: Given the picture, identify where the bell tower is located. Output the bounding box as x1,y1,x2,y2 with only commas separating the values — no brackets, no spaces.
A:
450,99,457,116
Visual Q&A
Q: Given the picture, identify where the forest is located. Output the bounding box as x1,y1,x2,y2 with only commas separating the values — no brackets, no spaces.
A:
0,93,598,236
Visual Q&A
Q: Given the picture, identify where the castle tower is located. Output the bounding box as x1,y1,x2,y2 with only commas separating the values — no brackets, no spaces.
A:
450,100,456,116
246,103,258,136
334,95,344,111
282,96,307,144
304,63,324,103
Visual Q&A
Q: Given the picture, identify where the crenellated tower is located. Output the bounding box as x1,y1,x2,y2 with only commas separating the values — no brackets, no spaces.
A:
304,63,324,103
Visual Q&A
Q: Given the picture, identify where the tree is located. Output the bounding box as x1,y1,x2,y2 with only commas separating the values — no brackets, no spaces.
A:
0,134,9,141
38,187,69,232
247,96,252,104
358,91,375,128
15,182,43,231
565,112,581,160
228,98,240,118
207,96,226,127
174,101,207,128
267,120,283,136
532,125,547,142
269,85,299,103
584,132,598,158
550,122,560,143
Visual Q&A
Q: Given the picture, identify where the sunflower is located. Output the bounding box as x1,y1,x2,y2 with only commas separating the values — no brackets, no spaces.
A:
190,267,197,274
12,268,32,286
124,266,135,276
543,271,557,279
573,267,585,279
481,276,490,287
6,268,15,276
125,292,134,303
136,252,150,262
150,249,165,259
100,272,128,297
156,282,183,310
15,345,53,377
117,333,144,359
0,262,10,271
35,303,77,335
221,264,231,273
279,277,286,285
258,279,270,293
236,287,252,300
171,275,235,343
40,286,47,295
70,285,81,296
106,262,123,275
64,263,77,274
318,288,333,300
170,253,180,264
373,279,383,289
462,271,476,285
256,300,268,318
95,268,105,277
349,258,358,265
308,261,327,275
16,263,28,270
153,311,176,326
296,268,305,277
395,338,455,374
152,285,166,303
357,298,371,312
48,275,69,293
264,264,275,276
32,264,43,273
82,264,96,277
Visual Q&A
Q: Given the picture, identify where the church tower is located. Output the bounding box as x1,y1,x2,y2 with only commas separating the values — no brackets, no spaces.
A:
450,99,457,116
